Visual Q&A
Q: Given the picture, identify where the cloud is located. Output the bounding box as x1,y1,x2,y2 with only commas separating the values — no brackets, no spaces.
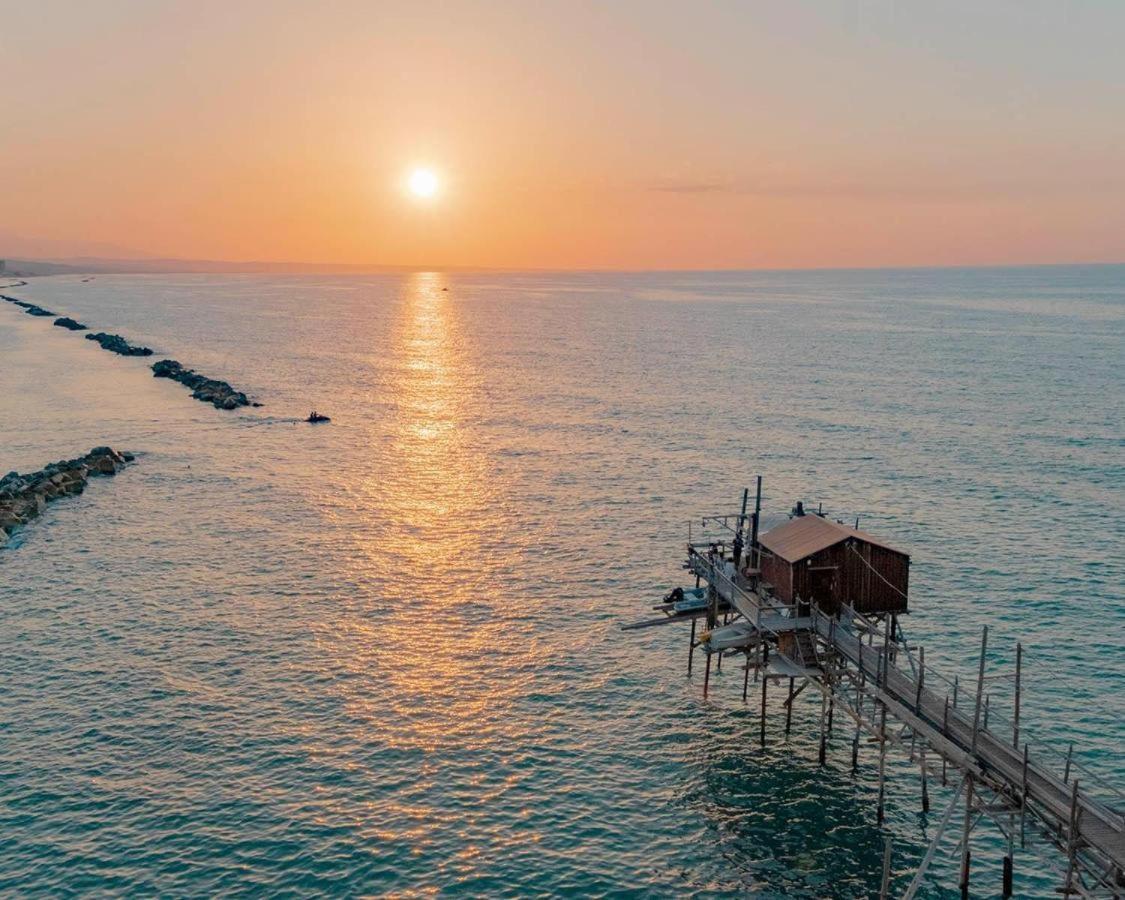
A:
648,178,734,194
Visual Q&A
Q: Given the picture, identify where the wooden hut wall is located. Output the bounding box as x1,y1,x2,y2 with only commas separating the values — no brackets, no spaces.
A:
759,537,909,615
760,551,794,603
838,541,909,614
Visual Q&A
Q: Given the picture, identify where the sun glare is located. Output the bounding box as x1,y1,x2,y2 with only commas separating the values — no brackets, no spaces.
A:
408,168,439,199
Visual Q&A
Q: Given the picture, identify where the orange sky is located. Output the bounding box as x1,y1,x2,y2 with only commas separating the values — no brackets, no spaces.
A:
3,1,1124,270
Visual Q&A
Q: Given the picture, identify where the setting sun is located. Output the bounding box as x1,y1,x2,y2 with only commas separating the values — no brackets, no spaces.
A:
407,168,439,199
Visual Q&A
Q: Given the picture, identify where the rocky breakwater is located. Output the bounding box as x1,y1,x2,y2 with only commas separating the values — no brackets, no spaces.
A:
151,359,260,410
0,447,134,541
54,316,89,331
9,299,56,317
85,332,154,357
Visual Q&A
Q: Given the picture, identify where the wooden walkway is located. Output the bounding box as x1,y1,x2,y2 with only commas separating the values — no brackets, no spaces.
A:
815,612,1125,890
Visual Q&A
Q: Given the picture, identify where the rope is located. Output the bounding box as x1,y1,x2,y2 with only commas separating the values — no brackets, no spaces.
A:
847,541,910,600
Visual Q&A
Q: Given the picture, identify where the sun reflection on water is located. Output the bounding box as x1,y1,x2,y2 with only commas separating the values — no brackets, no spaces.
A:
341,273,530,750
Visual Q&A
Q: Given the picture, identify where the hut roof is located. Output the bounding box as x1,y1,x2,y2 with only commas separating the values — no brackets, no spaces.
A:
759,515,907,563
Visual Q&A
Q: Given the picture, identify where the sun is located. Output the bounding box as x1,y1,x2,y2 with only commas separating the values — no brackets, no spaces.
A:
407,167,439,199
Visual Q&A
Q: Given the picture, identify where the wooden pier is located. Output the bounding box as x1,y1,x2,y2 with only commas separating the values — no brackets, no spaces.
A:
626,485,1124,898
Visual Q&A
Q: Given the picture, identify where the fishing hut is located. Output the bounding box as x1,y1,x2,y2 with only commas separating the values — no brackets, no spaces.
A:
624,479,1125,899
758,505,909,616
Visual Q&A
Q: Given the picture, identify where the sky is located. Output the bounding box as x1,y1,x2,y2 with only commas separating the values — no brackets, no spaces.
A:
2,0,1124,270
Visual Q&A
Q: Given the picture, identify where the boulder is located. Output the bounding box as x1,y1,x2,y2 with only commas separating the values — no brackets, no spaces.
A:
152,359,255,410
85,332,154,357
54,316,89,331
13,301,55,316
0,447,134,544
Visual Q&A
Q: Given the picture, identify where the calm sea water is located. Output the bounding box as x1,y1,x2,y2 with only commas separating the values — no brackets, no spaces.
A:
1,267,1122,897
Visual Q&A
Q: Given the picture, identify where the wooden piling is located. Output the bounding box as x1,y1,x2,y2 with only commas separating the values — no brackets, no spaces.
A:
1020,743,1029,849
785,677,794,736
971,626,987,754
742,651,751,702
920,744,930,813
876,702,888,824
760,656,768,747
818,684,828,766
959,775,974,899
703,652,712,699
688,618,696,675
941,696,950,786
851,716,861,775
1013,642,1022,749
1062,779,1080,897
915,646,925,715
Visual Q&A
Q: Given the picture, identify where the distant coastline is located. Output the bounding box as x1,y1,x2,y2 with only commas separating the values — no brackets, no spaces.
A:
4,257,1125,279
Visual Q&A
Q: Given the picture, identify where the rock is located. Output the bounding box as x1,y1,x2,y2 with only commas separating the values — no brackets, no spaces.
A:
0,447,134,545
85,332,154,357
152,359,255,410
54,316,89,331
13,301,56,316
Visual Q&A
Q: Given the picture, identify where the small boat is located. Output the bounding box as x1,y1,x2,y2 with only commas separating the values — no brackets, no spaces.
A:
700,620,761,652
671,587,709,614
306,411,331,423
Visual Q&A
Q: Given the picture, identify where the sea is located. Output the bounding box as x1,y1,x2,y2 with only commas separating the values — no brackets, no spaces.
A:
1,266,1122,897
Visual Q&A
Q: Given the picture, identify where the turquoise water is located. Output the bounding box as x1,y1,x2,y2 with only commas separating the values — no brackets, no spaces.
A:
1,266,1122,897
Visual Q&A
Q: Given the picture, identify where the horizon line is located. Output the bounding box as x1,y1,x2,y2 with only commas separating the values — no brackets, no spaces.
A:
7,254,1125,279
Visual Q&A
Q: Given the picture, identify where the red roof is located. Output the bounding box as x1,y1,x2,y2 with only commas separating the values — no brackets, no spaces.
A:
759,515,907,563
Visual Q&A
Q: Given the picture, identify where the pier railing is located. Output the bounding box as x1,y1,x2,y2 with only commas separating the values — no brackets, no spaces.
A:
810,604,1125,894
685,543,804,638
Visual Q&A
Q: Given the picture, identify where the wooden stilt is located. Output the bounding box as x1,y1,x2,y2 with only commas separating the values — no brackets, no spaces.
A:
902,777,967,900
876,702,888,824
1013,642,1022,749
742,651,751,702
818,683,828,766
1020,743,1029,849
942,697,950,786
688,618,696,675
785,677,794,736
760,663,768,747
1062,779,1080,897
959,775,975,899
851,715,860,775
920,744,930,813
915,646,925,715
971,626,988,754
703,651,712,699
827,696,835,735
1003,804,1014,898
